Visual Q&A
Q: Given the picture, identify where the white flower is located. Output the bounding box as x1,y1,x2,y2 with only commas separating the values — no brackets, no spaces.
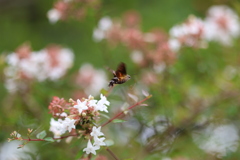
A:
73,99,88,114
168,38,181,52
92,16,113,42
96,94,110,113
90,126,104,138
93,137,106,149
93,28,105,42
5,53,19,66
131,50,144,64
47,8,61,24
88,99,98,109
98,16,113,31
60,112,67,117
62,117,76,132
49,118,66,138
49,117,76,139
83,140,99,155
203,5,240,46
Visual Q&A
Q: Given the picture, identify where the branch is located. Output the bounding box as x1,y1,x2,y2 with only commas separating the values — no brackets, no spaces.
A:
14,134,78,142
101,95,152,127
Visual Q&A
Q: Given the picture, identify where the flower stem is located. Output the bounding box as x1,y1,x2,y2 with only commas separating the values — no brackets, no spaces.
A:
101,95,152,127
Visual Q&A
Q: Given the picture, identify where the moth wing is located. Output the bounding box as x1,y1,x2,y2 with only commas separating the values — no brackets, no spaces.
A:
112,70,116,77
106,66,117,77
116,62,127,78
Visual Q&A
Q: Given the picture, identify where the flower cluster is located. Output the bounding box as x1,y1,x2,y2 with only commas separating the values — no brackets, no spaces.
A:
47,0,100,24
93,11,177,69
204,5,240,46
83,126,106,155
169,15,205,50
169,5,240,51
48,94,109,150
4,43,74,93
8,88,151,158
75,63,108,96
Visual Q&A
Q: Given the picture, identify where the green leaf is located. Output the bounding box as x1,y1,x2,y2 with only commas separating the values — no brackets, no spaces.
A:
112,119,126,123
100,113,110,119
100,88,108,96
36,130,47,139
44,137,55,142
105,139,114,146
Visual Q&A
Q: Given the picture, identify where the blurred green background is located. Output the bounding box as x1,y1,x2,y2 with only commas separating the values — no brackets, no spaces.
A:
1,0,240,159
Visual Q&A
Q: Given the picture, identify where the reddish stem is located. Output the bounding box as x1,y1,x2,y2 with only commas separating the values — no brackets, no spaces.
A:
101,95,151,127
15,134,78,142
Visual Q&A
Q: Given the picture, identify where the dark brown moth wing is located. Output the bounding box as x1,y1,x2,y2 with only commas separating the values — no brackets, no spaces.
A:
116,62,127,78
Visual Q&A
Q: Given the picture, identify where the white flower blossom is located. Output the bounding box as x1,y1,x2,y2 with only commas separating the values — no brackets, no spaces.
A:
93,137,106,149
83,140,99,155
73,99,88,114
98,17,113,31
168,38,181,52
88,99,98,109
49,117,76,138
49,118,66,138
47,8,61,24
203,5,240,46
60,112,67,117
62,117,76,132
131,50,144,64
96,94,110,113
90,126,104,138
93,16,113,42
93,28,105,42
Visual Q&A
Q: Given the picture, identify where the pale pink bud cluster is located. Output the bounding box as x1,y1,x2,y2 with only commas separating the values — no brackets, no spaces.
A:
47,0,100,24
9,131,22,139
93,11,177,68
48,96,70,118
4,44,74,93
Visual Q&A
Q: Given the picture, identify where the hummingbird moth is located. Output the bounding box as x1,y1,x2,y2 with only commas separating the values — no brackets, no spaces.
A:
108,62,131,87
